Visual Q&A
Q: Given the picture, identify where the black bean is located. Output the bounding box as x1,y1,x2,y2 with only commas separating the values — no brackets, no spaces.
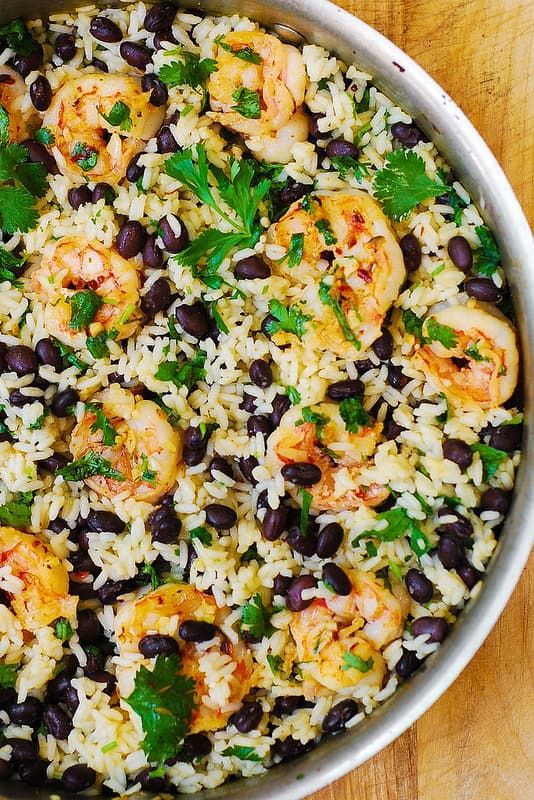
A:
22,138,57,176
273,695,306,716
437,535,464,569
136,769,173,794
447,235,472,272
153,28,178,49
262,507,288,542
282,462,322,486
0,760,12,780
383,418,406,441
5,344,37,376
387,364,409,390
315,523,343,559
399,233,422,272
46,671,72,702
0,687,16,709
209,456,233,480
286,575,317,611
489,423,522,452
286,526,317,557
92,181,115,205
395,648,422,679
232,700,263,733
308,111,326,141
159,215,190,252
18,759,48,785
156,124,178,153
437,506,473,540
411,615,449,643
238,455,259,484
278,181,308,206
141,73,168,106
142,234,163,269
86,510,124,533
63,686,79,714
97,579,130,605
175,302,209,338
89,669,116,694
29,75,52,112
35,338,62,372
465,277,501,302
12,43,43,77
322,562,352,595
372,329,393,361
67,185,92,210
179,733,212,761
183,425,208,450
326,379,364,401
273,574,292,597
9,388,36,407
205,503,237,530
116,220,146,258
76,609,103,644
183,444,206,467
456,560,481,589
141,278,171,316
55,32,76,61
405,568,433,603
120,41,152,70
271,393,291,428
145,2,177,31
126,153,144,182
48,517,69,535
91,57,108,73
247,414,273,437
51,387,79,417
8,696,42,725
83,644,105,675
148,505,181,544
325,137,358,159
391,121,424,148
179,620,217,643
69,573,96,599
234,255,271,280
43,703,72,739
272,735,310,762
322,698,359,733
480,487,511,514
139,634,179,657
6,738,38,762
442,438,473,469
62,764,97,792
89,16,122,43
249,358,273,388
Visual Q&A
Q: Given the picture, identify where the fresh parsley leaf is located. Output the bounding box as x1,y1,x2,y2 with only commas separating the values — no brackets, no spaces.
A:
0,492,33,527
474,225,500,276
341,652,373,672
72,142,98,172
353,506,430,557
125,653,196,767
86,332,110,359
0,185,39,234
315,219,337,246
286,385,301,405
159,50,217,104
339,396,370,433
424,317,458,349
100,101,132,131
69,289,103,330
471,443,508,480
86,402,117,446
373,150,445,221
264,299,310,339
318,278,361,350
155,350,206,391
57,452,125,482
221,745,262,762
299,489,312,535
0,662,20,688
231,87,261,119
240,593,274,639
54,617,73,642
0,19,37,56
216,39,262,64
189,526,212,546
403,309,424,339
34,127,55,146
266,654,283,675
330,155,369,182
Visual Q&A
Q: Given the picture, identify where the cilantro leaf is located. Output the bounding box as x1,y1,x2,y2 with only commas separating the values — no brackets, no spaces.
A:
443,187,467,226
299,489,312,536
353,506,431,557
240,593,274,639
373,150,445,221
278,232,304,268
231,87,261,119
300,406,329,438
69,289,103,330
315,219,337,246
155,350,206,391
318,278,361,350
125,653,196,766
57,452,125,482
0,19,37,55
471,443,508,480
0,246,24,283
330,155,369,182
55,339,88,372
465,341,488,362
339,396,370,433
286,385,301,405
266,654,283,675
189,526,212,546
350,86,371,114
403,308,424,339
86,332,110,359
424,317,458,349
34,127,55,146
140,562,163,590
72,142,98,172
0,185,39,234
474,225,501,276
341,652,374,673
264,299,310,339
215,157,270,233
86,403,117,446
0,492,33,527
0,662,20,688
54,618,73,642
165,146,227,219
221,745,262,762
216,38,262,64
140,454,156,484
100,101,132,131
159,50,217,100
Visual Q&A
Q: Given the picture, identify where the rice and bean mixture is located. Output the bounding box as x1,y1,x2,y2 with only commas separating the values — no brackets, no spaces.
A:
0,1,522,794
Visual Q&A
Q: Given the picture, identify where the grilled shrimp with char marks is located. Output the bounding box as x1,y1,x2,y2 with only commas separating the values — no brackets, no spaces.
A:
42,73,164,184
115,584,254,733
69,385,182,503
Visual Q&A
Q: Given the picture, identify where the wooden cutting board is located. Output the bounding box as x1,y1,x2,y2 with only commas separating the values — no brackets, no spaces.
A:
309,2,534,798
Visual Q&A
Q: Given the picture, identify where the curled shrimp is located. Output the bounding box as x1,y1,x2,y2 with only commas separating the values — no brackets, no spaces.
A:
0,66,37,142
267,403,389,511
207,30,308,163
414,304,519,408
42,73,164,184
268,191,405,356
0,526,77,632
115,584,254,733
69,385,182,503
289,570,405,697
32,236,142,350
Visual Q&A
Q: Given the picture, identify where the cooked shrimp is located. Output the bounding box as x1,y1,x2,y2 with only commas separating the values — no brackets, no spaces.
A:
115,584,254,733
414,304,519,408
32,236,142,350
0,66,38,142
42,73,164,184
289,570,405,697
207,30,308,163
69,384,182,502
267,403,389,511
0,526,77,632
268,190,405,356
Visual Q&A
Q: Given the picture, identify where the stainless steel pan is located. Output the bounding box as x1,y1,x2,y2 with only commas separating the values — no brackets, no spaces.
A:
0,2,532,798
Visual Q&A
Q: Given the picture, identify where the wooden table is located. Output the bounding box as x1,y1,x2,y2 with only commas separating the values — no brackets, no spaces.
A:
310,2,534,798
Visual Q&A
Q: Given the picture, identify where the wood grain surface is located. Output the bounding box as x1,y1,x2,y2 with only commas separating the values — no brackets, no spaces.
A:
309,2,534,799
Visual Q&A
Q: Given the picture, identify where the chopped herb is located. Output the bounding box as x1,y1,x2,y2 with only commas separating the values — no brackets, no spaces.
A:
350,86,371,114
0,246,25,284
315,219,337,246
341,652,373,673
414,491,433,516
231,87,261,119
473,225,501,276
216,39,262,64
365,541,378,558
424,317,458,349
241,543,262,564
189,526,212,546
353,506,431,557
159,50,217,108
278,232,304,268
57,452,125,482
85,402,117,446
465,341,488,362
34,127,55,146
266,654,283,675
155,350,206,391
124,653,196,767
436,391,451,424
286,385,301,405
55,339,88,372
439,494,462,507
443,187,468,226
28,410,48,431
330,155,369,182
388,560,403,582
471,442,508,480
355,121,372,145
0,492,33,527
403,308,424,339
301,195,316,213
373,150,446,221
69,289,103,330
431,263,445,277
72,142,98,172
300,406,329,438
221,745,262,762
264,299,310,339
167,315,181,341
141,562,163,590
0,19,37,55
0,662,20,688
339,396,370,433
54,618,73,642
318,278,361,350
140,455,156,484
209,301,229,334
86,332,110,359
101,741,117,754
100,101,132,131
0,131,48,233
299,489,312,535
240,593,273,639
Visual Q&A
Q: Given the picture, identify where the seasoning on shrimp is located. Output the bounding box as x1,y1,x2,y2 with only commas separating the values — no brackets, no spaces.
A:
0,65,38,142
